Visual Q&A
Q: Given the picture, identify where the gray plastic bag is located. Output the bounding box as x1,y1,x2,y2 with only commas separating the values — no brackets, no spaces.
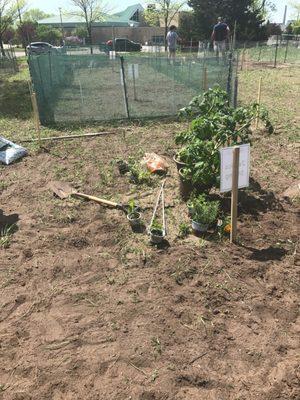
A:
0,137,27,165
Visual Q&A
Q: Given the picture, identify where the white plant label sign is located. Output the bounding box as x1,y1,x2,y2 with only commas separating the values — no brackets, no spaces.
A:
128,64,139,79
120,69,124,86
220,144,250,193
109,51,116,60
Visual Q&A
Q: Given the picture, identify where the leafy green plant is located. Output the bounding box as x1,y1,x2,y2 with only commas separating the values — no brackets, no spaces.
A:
0,224,17,249
151,219,163,232
128,158,152,186
178,222,190,238
176,87,274,189
189,195,219,226
128,199,136,215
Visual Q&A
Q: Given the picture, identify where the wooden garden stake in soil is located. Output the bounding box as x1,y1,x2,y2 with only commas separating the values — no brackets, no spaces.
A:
202,67,208,91
255,77,262,129
132,64,137,101
31,92,41,148
230,146,240,243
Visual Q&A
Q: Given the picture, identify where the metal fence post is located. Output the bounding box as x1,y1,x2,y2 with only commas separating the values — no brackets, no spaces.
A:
120,56,130,119
274,35,279,68
284,38,289,63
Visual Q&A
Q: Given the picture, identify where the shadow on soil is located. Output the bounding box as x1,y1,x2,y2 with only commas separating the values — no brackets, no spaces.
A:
212,178,283,217
0,209,19,231
0,80,31,119
243,245,288,261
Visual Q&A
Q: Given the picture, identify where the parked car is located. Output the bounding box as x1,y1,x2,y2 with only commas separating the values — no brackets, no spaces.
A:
105,38,142,52
27,42,62,55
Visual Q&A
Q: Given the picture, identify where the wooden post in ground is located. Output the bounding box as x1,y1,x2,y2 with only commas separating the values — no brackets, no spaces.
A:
202,66,208,91
31,92,41,148
230,146,240,243
132,64,137,101
255,77,262,129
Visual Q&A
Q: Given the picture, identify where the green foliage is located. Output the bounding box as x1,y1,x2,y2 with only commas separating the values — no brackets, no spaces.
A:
0,224,17,248
189,194,219,225
73,26,88,39
176,87,273,189
188,0,273,41
35,25,62,45
151,218,163,231
128,199,136,214
23,8,53,22
178,222,190,238
128,158,152,185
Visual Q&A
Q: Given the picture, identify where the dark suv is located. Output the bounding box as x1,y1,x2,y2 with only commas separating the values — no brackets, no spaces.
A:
106,38,142,52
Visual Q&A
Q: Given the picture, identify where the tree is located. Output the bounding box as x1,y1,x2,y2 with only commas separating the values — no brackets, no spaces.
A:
2,25,14,42
35,25,62,45
17,20,36,45
70,0,108,51
188,0,274,41
144,1,187,49
0,0,19,55
23,8,53,22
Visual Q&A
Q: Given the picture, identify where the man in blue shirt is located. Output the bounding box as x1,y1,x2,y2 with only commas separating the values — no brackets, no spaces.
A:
166,25,180,61
211,17,230,58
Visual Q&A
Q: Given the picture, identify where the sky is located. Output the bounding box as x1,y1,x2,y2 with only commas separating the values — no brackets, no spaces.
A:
28,0,297,23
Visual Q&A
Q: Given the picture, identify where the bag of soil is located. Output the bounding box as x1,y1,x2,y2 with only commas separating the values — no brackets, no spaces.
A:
0,137,27,165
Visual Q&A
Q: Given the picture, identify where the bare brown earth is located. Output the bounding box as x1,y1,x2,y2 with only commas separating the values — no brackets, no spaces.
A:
0,65,299,400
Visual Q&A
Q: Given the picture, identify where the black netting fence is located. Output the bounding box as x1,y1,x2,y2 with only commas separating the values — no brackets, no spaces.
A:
0,47,18,75
28,52,234,125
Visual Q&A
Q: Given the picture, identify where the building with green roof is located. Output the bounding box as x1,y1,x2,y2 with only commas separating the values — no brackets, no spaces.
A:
38,3,165,45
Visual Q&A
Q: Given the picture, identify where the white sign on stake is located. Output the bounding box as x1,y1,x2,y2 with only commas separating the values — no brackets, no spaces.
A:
120,68,124,86
219,144,250,193
128,64,139,79
109,51,116,60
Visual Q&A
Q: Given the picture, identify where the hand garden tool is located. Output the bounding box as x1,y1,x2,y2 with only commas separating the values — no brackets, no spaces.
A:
49,181,140,214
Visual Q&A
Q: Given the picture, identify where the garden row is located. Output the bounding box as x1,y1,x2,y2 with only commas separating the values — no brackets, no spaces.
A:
173,87,274,234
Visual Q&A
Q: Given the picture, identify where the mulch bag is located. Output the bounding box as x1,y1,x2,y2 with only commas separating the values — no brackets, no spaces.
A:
0,137,27,165
141,153,169,174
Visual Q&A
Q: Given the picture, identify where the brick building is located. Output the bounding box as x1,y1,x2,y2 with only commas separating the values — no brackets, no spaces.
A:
38,3,166,45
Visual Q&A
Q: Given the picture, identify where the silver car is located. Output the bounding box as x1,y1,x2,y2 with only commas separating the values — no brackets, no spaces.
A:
27,42,62,55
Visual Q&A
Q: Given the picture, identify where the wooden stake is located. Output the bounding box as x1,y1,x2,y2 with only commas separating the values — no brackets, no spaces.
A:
202,67,208,91
132,64,137,101
20,131,115,143
31,92,41,148
230,146,240,243
255,77,262,129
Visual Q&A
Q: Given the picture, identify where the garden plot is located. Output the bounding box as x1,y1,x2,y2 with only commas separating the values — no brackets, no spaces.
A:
51,62,199,123
0,63,299,400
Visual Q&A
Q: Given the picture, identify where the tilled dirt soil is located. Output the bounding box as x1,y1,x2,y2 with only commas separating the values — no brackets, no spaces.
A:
1,65,300,399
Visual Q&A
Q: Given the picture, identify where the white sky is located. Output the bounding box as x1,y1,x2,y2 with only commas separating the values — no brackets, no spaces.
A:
28,0,297,23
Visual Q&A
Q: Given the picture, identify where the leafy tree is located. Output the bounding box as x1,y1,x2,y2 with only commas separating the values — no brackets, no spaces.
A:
2,25,14,42
144,1,187,49
73,25,88,39
17,20,36,45
188,0,274,41
178,11,198,41
70,0,108,51
0,0,19,55
35,25,62,45
23,8,53,22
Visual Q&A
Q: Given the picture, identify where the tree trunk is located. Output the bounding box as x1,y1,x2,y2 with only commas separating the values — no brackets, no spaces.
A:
0,37,6,57
164,18,168,51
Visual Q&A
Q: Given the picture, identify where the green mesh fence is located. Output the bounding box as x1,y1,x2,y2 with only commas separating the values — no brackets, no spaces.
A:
28,53,232,125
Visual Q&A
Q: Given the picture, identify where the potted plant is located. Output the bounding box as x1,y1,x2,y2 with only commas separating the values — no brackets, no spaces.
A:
149,219,164,244
189,195,219,233
127,200,142,228
178,167,193,200
173,147,187,171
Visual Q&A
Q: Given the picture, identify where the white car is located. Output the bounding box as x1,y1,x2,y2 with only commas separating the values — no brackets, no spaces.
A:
27,42,62,55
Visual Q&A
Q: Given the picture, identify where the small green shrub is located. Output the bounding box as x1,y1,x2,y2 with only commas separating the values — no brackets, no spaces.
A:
189,195,219,226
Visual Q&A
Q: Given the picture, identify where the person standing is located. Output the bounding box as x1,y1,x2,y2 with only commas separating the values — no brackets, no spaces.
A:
211,17,230,58
166,25,180,61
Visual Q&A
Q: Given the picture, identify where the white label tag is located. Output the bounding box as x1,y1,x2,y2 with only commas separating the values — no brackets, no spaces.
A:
220,144,250,193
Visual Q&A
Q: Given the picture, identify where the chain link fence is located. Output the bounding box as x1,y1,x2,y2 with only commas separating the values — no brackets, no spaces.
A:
28,52,233,125
0,47,18,76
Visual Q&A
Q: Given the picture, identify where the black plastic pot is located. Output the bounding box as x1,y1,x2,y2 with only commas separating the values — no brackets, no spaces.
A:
149,228,164,244
173,154,186,171
178,168,193,200
127,212,142,228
